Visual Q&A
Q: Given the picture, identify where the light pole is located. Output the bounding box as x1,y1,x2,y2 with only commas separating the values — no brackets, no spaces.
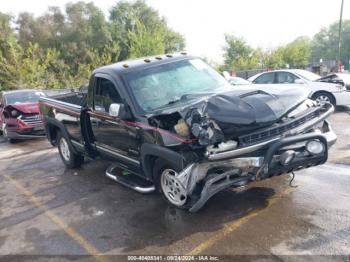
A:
337,0,345,72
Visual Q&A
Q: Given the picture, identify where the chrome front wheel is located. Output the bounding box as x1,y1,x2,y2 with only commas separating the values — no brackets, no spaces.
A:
160,168,187,207
316,95,331,105
313,92,335,106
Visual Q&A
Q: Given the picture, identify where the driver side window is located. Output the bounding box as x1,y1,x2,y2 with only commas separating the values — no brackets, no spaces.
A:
94,78,122,113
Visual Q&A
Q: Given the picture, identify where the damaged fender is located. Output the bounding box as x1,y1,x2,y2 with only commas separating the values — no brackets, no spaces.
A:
140,143,186,180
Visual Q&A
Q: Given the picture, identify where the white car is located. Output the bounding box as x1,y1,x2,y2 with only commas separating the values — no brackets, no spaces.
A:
248,69,350,106
228,76,252,85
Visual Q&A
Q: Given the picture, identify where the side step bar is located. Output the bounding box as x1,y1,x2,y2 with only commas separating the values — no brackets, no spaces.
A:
105,164,156,194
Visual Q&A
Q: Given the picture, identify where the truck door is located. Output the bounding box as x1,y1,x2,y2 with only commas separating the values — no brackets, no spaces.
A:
89,75,141,174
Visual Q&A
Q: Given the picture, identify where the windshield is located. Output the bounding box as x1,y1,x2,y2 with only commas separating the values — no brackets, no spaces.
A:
294,70,320,81
125,58,231,113
5,91,43,104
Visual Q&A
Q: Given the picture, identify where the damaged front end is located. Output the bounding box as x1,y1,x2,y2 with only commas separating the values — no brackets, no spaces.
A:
2,104,45,139
147,89,336,212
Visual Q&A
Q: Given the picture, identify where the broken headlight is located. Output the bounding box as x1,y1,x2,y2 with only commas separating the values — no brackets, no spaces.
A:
207,140,238,154
11,110,20,117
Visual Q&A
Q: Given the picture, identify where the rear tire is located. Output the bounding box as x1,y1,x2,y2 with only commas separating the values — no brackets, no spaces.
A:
57,132,84,169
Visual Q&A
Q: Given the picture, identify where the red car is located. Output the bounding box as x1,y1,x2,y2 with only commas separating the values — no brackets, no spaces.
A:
0,90,45,143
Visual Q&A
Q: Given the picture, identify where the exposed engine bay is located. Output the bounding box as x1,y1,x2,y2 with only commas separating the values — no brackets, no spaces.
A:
147,88,322,150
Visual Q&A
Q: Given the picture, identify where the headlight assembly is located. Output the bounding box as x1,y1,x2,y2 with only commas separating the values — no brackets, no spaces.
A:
11,110,20,117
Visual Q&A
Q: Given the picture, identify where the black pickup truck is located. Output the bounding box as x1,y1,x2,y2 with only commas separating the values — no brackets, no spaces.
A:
40,54,337,212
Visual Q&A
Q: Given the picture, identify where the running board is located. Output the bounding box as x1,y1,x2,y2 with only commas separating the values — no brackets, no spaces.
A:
105,164,156,194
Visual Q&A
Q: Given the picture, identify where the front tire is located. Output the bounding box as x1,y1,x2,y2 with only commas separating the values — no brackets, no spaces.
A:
8,138,17,144
153,159,192,209
2,126,16,143
312,92,335,106
57,132,84,169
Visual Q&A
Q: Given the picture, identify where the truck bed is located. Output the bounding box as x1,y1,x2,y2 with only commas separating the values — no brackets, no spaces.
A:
45,90,86,107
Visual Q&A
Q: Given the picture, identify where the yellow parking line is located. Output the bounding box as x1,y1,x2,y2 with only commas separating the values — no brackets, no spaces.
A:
3,174,110,262
187,187,295,255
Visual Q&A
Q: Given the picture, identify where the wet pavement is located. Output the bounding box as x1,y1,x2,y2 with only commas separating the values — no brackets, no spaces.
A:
0,109,350,261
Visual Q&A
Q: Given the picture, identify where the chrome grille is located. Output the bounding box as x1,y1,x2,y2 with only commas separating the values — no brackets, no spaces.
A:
19,114,43,126
239,109,320,146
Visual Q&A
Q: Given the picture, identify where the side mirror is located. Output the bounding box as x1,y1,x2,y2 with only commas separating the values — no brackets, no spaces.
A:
294,79,305,84
109,103,131,119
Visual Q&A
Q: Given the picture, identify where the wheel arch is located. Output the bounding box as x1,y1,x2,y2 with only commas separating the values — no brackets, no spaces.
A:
311,90,336,105
44,117,79,154
140,143,186,181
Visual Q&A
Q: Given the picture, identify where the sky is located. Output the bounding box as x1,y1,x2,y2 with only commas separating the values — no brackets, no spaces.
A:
0,0,349,63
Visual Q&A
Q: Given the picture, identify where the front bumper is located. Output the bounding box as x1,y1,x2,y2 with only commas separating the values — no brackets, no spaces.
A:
3,116,45,139
179,122,336,212
5,127,45,139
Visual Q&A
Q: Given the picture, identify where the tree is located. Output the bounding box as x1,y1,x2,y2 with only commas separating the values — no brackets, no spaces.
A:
0,1,186,90
127,18,164,58
282,36,311,68
222,34,311,72
0,12,22,90
163,28,185,54
0,12,15,41
222,34,259,71
312,20,350,69
109,0,185,60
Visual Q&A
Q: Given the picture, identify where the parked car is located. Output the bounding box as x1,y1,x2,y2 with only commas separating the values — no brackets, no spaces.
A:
316,73,350,90
0,90,46,143
40,54,336,212
248,69,350,106
228,76,251,86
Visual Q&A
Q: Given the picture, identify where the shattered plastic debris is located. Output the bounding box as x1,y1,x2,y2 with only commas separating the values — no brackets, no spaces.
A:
184,108,224,146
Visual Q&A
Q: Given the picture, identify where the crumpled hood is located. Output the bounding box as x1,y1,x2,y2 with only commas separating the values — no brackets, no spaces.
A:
149,85,312,145
203,85,311,126
6,102,40,114
173,85,312,139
